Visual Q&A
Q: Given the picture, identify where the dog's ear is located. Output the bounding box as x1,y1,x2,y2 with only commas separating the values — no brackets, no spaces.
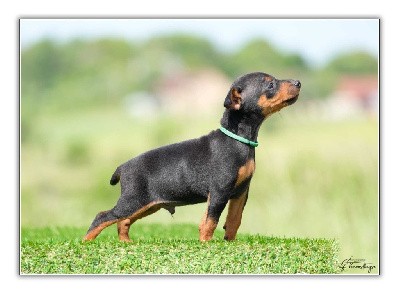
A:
224,86,242,110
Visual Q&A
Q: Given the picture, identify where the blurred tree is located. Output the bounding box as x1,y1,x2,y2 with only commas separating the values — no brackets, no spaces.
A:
299,70,339,100
324,51,378,74
66,38,135,75
21,39,66,91
145,34,222,69
21,39,70,136
21,35,378,115
21,38,139,112
222,39,308,78
284,53,307,69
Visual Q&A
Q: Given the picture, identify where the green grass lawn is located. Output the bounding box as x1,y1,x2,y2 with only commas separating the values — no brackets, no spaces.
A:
20,224,339,274
21,107,378,274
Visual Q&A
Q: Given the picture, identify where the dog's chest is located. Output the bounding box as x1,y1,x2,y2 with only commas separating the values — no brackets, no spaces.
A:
235,159,255,187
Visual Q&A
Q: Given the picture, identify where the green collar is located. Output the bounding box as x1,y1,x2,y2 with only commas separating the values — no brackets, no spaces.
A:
219,126,259,147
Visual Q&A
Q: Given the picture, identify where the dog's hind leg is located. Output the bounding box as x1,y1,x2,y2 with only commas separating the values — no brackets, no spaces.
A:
117,218,132,242
116,201,163,242
83,209,119,241
83,193,138,242
83,190,163,242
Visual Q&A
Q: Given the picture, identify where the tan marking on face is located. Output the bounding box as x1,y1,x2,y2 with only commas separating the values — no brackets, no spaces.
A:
224,190,248,241
235,159,255,187
264,76,273,82
258,81,300,117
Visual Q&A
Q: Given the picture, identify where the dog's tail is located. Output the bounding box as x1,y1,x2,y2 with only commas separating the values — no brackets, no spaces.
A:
110,166,121,185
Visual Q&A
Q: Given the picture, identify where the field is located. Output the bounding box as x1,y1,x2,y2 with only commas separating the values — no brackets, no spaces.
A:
20,105,378,274
21,224,339,274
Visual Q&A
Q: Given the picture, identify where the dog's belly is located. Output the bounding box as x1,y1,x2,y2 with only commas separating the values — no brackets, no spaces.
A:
158,199,203,216
158,192,208,205
155,196,207,217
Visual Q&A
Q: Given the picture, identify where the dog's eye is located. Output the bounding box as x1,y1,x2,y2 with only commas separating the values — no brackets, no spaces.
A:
267,82,274,90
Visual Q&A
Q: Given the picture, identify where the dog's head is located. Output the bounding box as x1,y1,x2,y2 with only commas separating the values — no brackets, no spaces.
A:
224,72,301,117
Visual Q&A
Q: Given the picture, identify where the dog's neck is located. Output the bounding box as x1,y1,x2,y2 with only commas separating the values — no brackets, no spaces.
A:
220,110,264,143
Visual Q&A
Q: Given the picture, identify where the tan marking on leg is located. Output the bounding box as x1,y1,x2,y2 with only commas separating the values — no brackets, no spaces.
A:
199,193,210,232
235,159,255,187
117,201,162,241
84,201,163,242
117,218,132,242
224,190,248,241
199,193,217,241
199,211,207,233
83,219,118,241
199,217,218,241
127,202,162,222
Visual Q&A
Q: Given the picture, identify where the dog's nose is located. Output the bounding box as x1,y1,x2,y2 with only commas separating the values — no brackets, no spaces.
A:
293,80,301,88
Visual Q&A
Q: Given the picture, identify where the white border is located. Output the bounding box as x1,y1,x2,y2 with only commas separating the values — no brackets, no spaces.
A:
4,0,400,293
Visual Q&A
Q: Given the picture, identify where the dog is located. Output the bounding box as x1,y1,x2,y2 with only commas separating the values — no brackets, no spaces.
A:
83,72,301,242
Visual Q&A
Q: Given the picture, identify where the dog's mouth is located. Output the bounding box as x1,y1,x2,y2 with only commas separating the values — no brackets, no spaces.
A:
285,95,299,105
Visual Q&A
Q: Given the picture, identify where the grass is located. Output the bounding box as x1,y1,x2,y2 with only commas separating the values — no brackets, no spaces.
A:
20,224,339,274
20,105,379,274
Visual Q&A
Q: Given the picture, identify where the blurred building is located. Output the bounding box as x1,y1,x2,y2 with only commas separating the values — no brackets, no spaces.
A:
155,68,231,114
124,68,230,118
327,75,378,119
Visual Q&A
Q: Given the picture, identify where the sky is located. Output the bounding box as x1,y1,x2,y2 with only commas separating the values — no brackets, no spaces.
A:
20,18,379,67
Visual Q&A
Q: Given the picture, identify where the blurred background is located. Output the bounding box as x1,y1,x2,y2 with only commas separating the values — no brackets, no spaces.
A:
20,19,379,272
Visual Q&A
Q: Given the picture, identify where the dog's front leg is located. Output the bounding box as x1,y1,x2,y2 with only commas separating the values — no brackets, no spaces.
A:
199,193,228,241
223,189,249,241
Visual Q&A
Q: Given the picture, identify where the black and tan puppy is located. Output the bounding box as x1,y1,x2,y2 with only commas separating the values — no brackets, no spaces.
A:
84,72,301,242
